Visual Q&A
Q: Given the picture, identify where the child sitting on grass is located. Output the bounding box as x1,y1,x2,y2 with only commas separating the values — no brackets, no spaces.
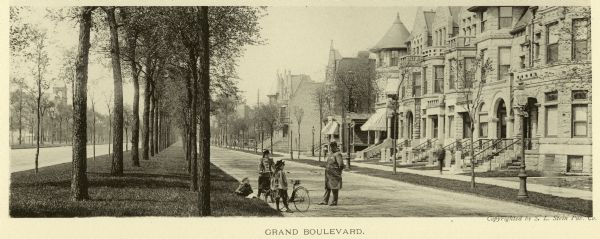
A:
235,177,255,198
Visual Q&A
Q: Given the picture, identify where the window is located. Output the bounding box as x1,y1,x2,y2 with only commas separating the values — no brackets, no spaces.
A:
520,56,526,69
479,113,488,138
547,23,559,64
545,105,558,137
412,72,421,97
401,86,405,99
434,66,444,93
572,18,589,61
499,7,513,29
391,51,399,67
480,11,487,33
449,59,456,89
572,104,588,137
463,57,475,88
422,67,428,95
480,49,488,83
453,27,459,37
572,90,588,100
498,47,511,81
545,91,558,102
567,155,584,173
422,118,427,138
448,115,454,138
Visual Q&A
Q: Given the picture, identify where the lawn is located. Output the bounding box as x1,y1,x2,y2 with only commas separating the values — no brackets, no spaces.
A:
459,170,543,177
497,176,593,192
291,159,592,216
11,143,70,150
10,146,281,217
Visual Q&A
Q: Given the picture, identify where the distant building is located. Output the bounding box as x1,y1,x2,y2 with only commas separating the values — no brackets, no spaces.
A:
264,70,322,154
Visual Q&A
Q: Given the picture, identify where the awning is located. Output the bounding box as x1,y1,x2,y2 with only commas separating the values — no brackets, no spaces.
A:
384,78,401,95
321,121,339,135
360,108,387,131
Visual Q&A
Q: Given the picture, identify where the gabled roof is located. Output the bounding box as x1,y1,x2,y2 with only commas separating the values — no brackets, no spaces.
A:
371,13,411,52
511,7,534,34
449,6,463,26
406,8,436,43
423,11,436,31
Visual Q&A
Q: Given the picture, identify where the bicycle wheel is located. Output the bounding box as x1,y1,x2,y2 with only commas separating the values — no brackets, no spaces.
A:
292,186,310,212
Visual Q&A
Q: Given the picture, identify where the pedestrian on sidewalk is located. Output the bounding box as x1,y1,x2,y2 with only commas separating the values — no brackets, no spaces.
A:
319,141,344,206
271,160,293,213
435,142,445,175
257,150,274,200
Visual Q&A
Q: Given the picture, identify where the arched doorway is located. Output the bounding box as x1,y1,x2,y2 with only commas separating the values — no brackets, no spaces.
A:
496,99,507,139
406,111,414,140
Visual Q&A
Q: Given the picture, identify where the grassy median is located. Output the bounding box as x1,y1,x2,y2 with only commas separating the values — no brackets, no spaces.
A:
292,159,592,216
10,146,281,217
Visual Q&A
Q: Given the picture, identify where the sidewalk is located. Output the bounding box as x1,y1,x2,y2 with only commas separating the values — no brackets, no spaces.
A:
277,151,592,201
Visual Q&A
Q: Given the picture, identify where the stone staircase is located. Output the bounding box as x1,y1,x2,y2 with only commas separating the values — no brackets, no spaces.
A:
355,139,391,161
462,139,522,172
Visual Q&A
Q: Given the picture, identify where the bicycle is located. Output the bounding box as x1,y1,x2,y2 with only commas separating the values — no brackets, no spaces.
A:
288,179,310,212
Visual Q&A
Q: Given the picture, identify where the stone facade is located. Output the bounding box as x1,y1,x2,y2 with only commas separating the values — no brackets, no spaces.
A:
378,6,591,174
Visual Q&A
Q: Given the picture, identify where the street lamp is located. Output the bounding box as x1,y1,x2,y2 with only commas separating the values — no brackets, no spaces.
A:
312,126,315,157
514,85,529,198
387,96,399,175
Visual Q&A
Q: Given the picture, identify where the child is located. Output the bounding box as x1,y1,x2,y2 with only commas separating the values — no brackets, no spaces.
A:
235,177,254,197
271,160,293,213
257,150,274,200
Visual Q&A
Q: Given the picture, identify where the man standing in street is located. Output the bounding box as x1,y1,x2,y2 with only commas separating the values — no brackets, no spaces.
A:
435,142,445,175
319,141,344,206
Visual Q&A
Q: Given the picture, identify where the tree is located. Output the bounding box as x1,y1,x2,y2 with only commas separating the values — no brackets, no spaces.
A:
27,28,50,173
102,7,125,176
293,106,304,159
121,7,142,167
451,51,494,189
10,78,28,145
104,92,113,158
124,105,133,152
313,85,326,161
71,6,95,201
258,103,279,152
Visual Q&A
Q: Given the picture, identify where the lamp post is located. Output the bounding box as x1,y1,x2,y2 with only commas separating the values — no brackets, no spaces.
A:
514,85,529,198
312,126,315,156
387,96,399,175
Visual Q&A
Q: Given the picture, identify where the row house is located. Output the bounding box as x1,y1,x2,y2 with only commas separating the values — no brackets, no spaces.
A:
361,6,591,174
322,42,376,154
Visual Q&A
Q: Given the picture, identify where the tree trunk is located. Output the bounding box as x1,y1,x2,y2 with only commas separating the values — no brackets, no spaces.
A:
197,6,211,216
127,28,140,167
189,50,199,192
71,7,92,201
35,80,41,173
142,57,152,161
18,88,23,145
153,102,159,154
92,102,96,160
149,95,155,157
470,125,475,189
105,7,124,176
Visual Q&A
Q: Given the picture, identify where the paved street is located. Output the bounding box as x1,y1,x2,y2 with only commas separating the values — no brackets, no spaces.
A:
10,144,127,173
211,147,572,217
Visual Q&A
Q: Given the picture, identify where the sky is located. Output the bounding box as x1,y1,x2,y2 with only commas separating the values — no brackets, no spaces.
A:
237,6,418,104
11,6,423,114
